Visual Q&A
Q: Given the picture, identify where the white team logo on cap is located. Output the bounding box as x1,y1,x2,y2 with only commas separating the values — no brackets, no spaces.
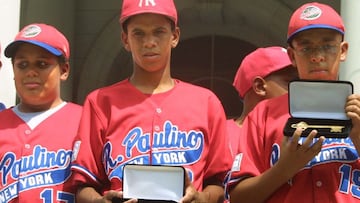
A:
300,6,322,20
138,0,156,7
21,25,42,38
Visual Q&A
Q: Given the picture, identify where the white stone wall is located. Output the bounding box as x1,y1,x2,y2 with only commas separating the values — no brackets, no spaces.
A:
0,0,20,108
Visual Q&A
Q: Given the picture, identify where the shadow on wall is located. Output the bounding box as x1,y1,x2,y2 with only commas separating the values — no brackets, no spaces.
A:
193,77,243,119
171,35,255,119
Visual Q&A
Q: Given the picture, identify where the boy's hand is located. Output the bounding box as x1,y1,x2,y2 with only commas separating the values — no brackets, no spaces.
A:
180,172,210,203
101,191,137,203
278,128,324,179
347,94,360,137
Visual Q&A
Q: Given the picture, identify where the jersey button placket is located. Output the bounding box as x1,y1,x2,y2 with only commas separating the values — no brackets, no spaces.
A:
312,168,329,202
154,107,162,131
152,107,162,164
24,130,32,149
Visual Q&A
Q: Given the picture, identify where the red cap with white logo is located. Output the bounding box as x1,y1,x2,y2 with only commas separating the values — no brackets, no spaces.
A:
287,2,345,43
120,0,178,26
5,23,70,59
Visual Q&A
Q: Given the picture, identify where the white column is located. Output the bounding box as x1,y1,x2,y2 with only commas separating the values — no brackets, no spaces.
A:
340,1,360,94
0,0,20,108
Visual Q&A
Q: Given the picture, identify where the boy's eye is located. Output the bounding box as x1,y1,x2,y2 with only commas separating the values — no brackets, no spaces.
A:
154,29,166,35
295,43,340,56
37,61,49,69
15,61,28,69
14,61,52,69
300,47,310,53
322,44,333,51
133,31,144,36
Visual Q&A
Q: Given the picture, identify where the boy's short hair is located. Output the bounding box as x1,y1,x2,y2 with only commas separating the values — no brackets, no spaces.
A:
233,46,292,98
287,2,345,43
5,23,70,60
119,0,178,27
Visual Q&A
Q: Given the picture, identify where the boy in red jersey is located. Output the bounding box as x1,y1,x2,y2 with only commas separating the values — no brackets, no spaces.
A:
232,46,297,126
227,46,297,157
71,0,232,203
226,2,360,203
0,23,82,203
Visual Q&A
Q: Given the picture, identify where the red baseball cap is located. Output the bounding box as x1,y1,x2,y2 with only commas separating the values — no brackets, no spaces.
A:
287,2,345,43
233,46,292,98
5,23,70,59
119,0,178,26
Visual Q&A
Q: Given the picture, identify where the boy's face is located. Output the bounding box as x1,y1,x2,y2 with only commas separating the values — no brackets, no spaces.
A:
121,13,180,73
12,43,69,112
288,29,348,81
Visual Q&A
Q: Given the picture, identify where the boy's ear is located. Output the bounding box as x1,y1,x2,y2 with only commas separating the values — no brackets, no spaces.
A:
171,27,180,48
60,63,70,81
253,77,267,97
121,31,131,51
287,46,297,67
340,41,348,61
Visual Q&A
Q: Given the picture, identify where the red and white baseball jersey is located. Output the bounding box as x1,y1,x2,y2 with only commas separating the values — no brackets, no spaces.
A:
226,94,360,202
0,103,82,203
226,119,242,158
71,79,232,193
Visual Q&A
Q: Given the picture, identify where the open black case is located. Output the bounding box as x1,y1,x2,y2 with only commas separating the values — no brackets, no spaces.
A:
113,164,185,203
283,80,353,138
